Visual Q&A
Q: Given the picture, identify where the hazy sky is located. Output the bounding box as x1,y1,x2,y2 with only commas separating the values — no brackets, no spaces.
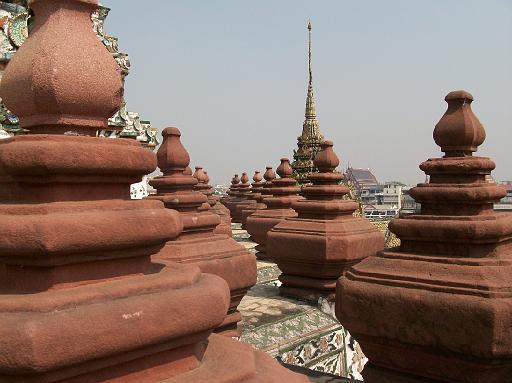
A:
103,0,511,185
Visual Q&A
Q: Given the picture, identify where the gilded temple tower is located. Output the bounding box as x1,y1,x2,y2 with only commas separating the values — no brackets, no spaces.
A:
291,21,324,184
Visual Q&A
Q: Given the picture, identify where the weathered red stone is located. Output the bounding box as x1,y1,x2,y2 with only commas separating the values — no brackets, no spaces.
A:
268,141,384,301
226,174,241,197
237,170,264,229
184,166,193,176
246,158,303,260
337,91,512,383
194,167,232,236
225,172,252,223
193,166,212,212
219,174,240,217
0,1,209,381
0,1,311,381
241,167,276,229
205,170,233,221
149,128,257,337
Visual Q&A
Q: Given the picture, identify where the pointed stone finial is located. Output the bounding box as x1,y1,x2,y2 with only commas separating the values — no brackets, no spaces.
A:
233,174,240,185
276,158,293,178
0,0,123,135
241,172,250,185
253,171,263,183
264,166,276,182
193,166,211,212
433,90,485,157
193,166,206,182
314,140,340,172
156,127,191,175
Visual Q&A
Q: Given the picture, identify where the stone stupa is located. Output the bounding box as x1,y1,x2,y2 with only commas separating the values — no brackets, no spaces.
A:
246,158,302,260
268,140,384,301
338,91,512,383
149,128,257,337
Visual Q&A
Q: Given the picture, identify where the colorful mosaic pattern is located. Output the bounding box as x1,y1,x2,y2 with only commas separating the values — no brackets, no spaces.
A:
370,220,400,248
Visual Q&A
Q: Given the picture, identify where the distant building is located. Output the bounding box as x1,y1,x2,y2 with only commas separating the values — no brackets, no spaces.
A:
496,181,512,211
344,167,407,220
344,167,380,205
401,186,421,214
214,184,230,196
501,182,512,203
379,181,405,209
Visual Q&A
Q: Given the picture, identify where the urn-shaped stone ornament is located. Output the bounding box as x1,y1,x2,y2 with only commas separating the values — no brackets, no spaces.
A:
0,0,123,135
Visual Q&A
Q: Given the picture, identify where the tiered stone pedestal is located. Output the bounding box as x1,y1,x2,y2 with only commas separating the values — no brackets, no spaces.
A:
227,172,252,223
232,223,365,381
236,170,262,229
221,174,241,217
268,141,384,301
241,167,274,229
150,128,257,337
337,91,512,383
246,158,302,260
194,166,232,236
206,170,233,236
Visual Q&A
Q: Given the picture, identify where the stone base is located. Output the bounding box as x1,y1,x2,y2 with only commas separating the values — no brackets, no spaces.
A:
241,202,266,229
246,208,298,262
165,333,311,382
0,263,230,383
278,278,336,302
255,246,272,261
285,363,361,382
154,231,257,336
214,310,242,337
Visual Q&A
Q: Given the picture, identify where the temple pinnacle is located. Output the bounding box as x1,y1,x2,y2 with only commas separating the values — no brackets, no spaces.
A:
306,20,315,118
291,20,324,184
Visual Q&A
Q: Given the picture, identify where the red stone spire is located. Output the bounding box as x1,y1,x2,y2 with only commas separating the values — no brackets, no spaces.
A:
243,166,276,235
238,170,264,228
265,158,302,209
193,166,211,212
194,166,233,236
246,158,303,260
337,91,512,383
264,165,276,182
150,128,257,336
228,171,253,222
228,174,240,196
151,128,204,210
268,141,383,300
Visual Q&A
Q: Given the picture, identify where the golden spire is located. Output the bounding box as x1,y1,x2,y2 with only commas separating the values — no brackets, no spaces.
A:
292,20,324,185
305,19,317,119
